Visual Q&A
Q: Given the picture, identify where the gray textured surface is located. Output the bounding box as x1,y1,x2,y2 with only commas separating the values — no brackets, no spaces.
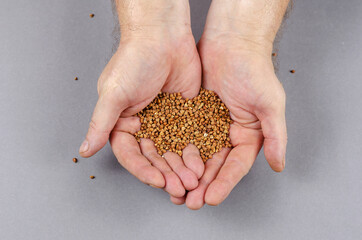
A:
1,0,361,239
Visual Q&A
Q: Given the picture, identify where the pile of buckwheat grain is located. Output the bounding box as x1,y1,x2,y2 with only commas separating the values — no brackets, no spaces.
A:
135,88,232,162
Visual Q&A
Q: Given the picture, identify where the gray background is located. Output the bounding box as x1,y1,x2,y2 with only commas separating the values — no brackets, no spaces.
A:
0,0,361,239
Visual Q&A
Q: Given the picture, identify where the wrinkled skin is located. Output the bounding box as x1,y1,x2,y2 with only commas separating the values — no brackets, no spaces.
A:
80,0,288,209
170,35,287,209
80,34,205,198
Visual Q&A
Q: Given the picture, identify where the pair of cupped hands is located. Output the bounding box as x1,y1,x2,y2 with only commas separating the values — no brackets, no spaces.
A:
78,22,287,209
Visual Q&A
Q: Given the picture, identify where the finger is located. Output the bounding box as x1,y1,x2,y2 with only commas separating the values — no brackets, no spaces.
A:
80,88,128,158
259,106,287,172
185,148,229,210
140,139,185,198
170,195,185,205
205,144,261,206
113,116,141,134
163,152,199,191
110,131,165,188
162,57,201,100
120,96,155,117
182,144,205,179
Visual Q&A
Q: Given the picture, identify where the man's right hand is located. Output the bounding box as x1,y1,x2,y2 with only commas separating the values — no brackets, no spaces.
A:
79,0,204,198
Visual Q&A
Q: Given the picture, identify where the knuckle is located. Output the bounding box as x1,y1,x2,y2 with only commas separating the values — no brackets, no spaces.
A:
149,152,162,161
205,158,224,169
89,119,108,134
100,80,122,96
227,158,250,178
199,178,211,187
216,178,233,191
171,163,184,174
89,119,98,132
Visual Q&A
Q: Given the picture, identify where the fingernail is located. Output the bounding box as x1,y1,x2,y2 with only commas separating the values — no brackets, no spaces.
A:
79,140,89,153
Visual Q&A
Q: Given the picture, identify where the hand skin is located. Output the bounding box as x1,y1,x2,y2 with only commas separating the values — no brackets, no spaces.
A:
79,0,205,198
171,0,289,209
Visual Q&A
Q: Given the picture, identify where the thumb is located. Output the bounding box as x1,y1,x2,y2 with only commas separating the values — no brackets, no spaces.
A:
258,102,287,172
79,86,128,158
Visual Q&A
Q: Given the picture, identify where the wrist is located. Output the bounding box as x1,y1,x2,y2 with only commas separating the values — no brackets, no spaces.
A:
116,0,192,41
203,0,289,53
200,30,273,59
